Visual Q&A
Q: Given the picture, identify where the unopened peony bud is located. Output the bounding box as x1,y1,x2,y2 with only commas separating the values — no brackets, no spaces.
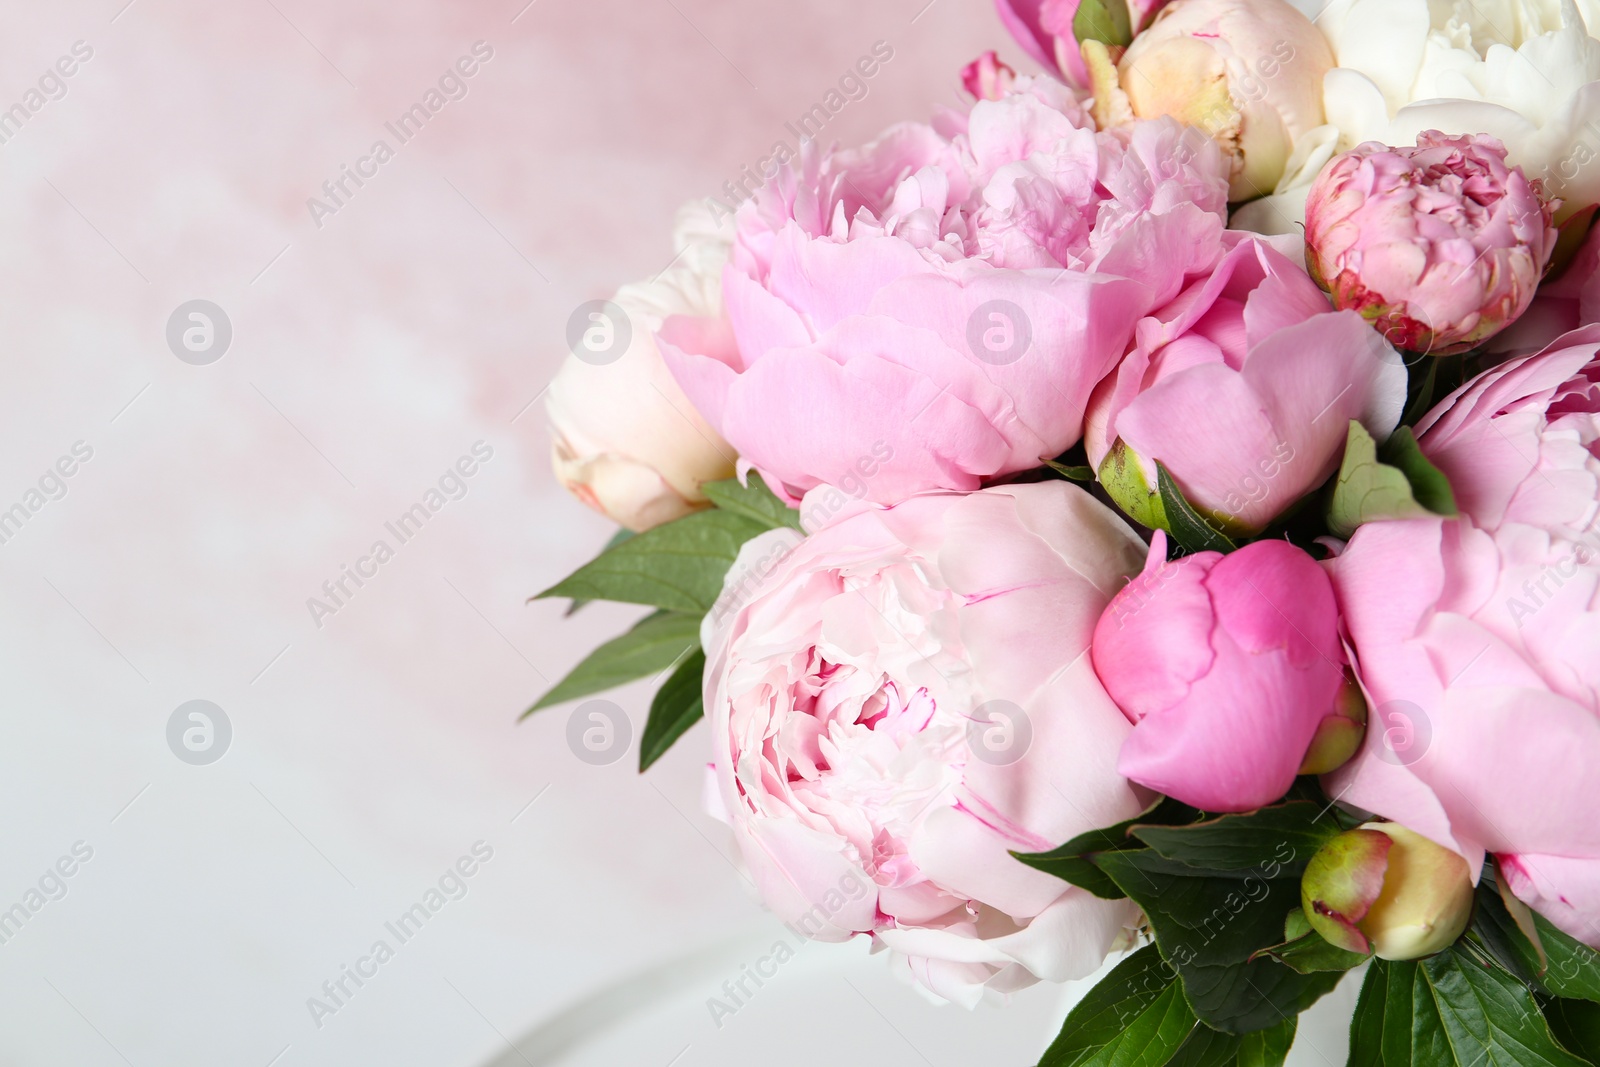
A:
1302,823,1474,960
962,51,1017,101
1084,0,1332,201
1305,133,1558,356
1298,675,1367,775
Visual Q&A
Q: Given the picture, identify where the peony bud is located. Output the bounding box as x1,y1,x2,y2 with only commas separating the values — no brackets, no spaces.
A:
1304,133,1558,356
962,51,1017,101
1083,0,1332,201
545,203,737,532
1302,823,1475,960
1091,533,1346,812
1297,674,1367,775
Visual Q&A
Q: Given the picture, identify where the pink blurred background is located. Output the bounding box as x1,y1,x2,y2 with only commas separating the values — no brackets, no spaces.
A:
0,1,1355,1063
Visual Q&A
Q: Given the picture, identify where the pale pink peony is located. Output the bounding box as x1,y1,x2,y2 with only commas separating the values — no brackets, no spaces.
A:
658,78,1230,508
1084,234,1407,534
702,483,1151,1005
1305,132,1558,356
1329,326,1600,946
1092,534,1346,811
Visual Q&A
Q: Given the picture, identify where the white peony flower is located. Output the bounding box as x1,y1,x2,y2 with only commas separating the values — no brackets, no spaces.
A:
545,202,737,532
1234,0,1600,233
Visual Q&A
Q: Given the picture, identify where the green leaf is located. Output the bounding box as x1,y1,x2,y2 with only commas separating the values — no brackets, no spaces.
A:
524,611,700,716
700,472,803,531
1093,849,1342,1032
1039,945,1198,1067
1474,872,1600,1003
1043,458,1097,482
1157,462,1237,555
1543,998,1600,1061
1014,797,1201,901
563,528,635,615
1255,926,1369,975
1130,802,1339,876
1327,421,1455,539
1351,950,1591,1066
638,648,705,771
1073,0,1133,48
1237,1018,1297,1067
535,509,769,614
1168,1024,1244,1067
1379,426,1457,517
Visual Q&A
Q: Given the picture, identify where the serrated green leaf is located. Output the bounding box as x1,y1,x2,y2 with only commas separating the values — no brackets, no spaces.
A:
1157,462,1237,555
1043,458,1097,482
536,509,768,613
1093,849,1341,1033
639,648,705,771
1351,950,1590,1066
1130,802,1338,876
562,528,635,615
1327,421,1455,539
1379,426,1457,517
1073,0,1133,48
1039,945,1198,1067
700,471,803,531
1014,797,1201,901
525,611,701,716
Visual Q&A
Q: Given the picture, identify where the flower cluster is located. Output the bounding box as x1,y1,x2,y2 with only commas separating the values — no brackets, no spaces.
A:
537,0,1600,1057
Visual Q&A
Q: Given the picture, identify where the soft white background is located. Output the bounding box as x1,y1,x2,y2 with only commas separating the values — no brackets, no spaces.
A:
0,0,1357,1064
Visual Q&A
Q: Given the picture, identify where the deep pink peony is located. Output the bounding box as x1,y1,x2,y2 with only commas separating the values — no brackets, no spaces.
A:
1329,326,1600,945
659,77,1230,507
702,483,1152,1005
1092,534,1346,811
1084,234,1407,534
995,0,1171,88
1305,132,1557,356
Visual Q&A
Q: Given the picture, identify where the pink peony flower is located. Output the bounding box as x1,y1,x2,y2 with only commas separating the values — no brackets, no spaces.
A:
1084,234,1407,534
995,0,1172,88
658,78,1230,507
1329,326,1600,945
1092,534,1346,812
702,483,1151,1005
961,51,1016,102
1305,132,1558,356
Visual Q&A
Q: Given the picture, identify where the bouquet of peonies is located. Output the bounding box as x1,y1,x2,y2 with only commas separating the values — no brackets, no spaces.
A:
535,0,1600,1060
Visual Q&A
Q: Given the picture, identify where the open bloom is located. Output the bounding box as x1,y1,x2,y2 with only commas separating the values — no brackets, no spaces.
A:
1083,0,1333,201
659,77,1230,508
1084,234,1406,534
1092,534,1346,811
1305,133,1556,355
1329,326,1600,945
1235,0,1600,233
545,203,736,531
702,483,1151,1005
